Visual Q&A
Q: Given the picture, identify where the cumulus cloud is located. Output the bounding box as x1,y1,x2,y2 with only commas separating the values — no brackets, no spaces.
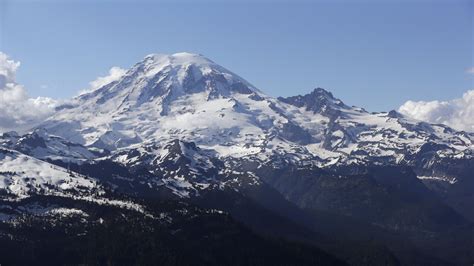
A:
0,52,57,133
78,66,126,95
399,90,474,132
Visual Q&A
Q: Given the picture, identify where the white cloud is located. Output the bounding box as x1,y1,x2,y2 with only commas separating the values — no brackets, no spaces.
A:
399,90,474,132
0,52,57,133
466,67,474,74
78,66,126,95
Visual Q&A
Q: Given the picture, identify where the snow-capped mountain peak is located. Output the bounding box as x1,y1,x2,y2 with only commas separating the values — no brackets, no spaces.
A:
76,52,260,108
41,53,276,149
39,53,472,169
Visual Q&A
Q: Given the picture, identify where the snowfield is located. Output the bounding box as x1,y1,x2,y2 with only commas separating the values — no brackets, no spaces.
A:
0,148,98,198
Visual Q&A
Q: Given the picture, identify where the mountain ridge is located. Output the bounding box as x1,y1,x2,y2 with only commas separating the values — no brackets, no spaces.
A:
1,52,473,265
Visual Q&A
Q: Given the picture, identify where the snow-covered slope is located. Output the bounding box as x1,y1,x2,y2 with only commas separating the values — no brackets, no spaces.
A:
0,148,99,199
0,129,100,163
0,147,152,220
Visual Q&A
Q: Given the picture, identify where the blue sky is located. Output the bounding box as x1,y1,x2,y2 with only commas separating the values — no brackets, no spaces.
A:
0,0,472,111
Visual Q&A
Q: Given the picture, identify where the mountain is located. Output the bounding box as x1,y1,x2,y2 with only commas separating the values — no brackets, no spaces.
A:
42,53,472,166
43,52,280,149
1,52,473,265
39,52,473,218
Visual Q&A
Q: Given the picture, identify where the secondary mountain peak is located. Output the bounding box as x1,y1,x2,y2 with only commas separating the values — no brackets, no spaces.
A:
279,87,348,116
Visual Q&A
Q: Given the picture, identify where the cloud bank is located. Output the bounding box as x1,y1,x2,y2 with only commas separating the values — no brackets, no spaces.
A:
0,52,58,133
399,90,474,132
78,66,126,95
